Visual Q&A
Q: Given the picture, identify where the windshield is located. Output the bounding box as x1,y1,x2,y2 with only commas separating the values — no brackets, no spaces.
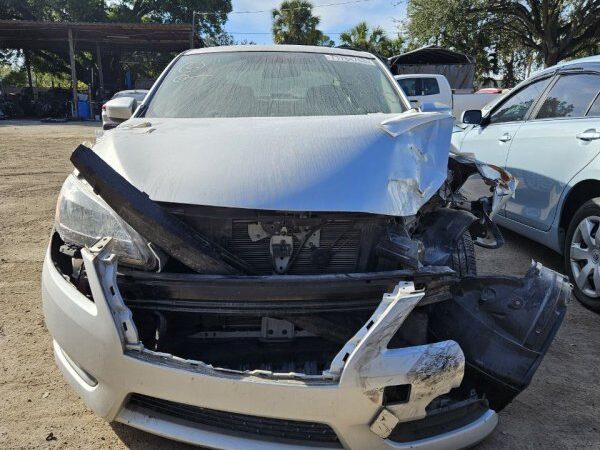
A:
144,52,406,118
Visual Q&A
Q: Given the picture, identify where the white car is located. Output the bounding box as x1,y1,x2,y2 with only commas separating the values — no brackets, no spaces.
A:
43,46,569,450
101,89,148,130
394,74,502,119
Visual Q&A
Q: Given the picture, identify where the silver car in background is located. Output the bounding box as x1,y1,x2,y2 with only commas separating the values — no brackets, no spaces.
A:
101,89,148,130
453,55,600,311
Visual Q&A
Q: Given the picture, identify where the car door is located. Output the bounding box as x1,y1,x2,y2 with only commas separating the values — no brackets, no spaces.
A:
504,72,600,230
458,77,552,188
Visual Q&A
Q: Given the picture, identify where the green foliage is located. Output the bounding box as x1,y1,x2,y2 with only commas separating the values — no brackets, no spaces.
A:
485,0,600,67
0,66,27,86
0,0,107,22
406,0,498,80
272,0,331,46
204,33,257,46
406,0,600,85
0,0,233,90
340,22,387,54
107,0,231,39
339,22,405,57
385,35,406,57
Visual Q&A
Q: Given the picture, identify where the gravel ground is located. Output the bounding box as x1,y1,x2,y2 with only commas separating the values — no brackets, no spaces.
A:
0,120,599,449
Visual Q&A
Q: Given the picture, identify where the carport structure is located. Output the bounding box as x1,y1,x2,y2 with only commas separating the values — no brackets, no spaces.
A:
388,45,476,90
0,20,201,117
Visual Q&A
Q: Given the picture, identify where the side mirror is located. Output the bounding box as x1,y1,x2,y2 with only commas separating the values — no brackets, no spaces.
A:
461,109,483,125
104,96,137,123
420,101,451,113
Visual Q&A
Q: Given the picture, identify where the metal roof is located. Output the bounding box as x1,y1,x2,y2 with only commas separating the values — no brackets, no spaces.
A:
389,45,474,66
0,20,200,52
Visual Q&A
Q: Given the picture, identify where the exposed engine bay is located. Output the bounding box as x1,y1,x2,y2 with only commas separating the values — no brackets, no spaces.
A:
50,144,568,419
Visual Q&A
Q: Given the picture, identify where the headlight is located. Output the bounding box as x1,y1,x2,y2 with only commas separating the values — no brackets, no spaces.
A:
55,173,156,269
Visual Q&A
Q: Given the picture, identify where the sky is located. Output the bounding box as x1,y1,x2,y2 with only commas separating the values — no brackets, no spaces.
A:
222,0,407,45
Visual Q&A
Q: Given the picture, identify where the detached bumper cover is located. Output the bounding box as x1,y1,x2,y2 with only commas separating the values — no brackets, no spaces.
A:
43,243,492,450
42,238,569,449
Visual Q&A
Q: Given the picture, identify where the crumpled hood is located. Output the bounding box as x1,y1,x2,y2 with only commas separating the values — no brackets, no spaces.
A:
93,112,453,216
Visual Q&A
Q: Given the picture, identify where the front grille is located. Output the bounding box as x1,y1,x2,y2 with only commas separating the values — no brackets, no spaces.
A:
127,393,340,445
230,220,362,274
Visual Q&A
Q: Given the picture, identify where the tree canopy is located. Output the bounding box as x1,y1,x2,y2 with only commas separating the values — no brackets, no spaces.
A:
0,0,232,40
406,0,600,84
406,0,502,80
485,0,600,67
0,0,232,90
339,21,405,57
272,0,332,46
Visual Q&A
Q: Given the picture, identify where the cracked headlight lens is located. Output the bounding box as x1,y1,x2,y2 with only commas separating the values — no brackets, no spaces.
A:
54,173,156,269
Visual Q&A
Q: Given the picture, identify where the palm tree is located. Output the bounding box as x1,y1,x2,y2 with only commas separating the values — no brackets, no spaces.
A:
272,0,331,45
340,22,390,55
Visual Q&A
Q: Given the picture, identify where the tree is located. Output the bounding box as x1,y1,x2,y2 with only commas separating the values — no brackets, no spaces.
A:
406,0,499,81
406,0,600,85
108,0,232,41
340,22,390,55
0,0,107,22
204,33,257,46
486,0,600,67
385,34,406,57
0,0,233,90
272,0,331,45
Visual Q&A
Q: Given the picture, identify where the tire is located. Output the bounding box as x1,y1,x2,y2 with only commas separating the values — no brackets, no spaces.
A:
451,232,477,276
564,198,600,312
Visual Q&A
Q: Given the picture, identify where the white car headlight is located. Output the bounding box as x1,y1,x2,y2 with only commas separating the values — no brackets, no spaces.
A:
55,173,156,269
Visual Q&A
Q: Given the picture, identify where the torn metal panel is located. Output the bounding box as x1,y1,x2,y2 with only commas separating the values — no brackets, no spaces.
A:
445,154,517,249
450,153,518,219
91,112,454,217
326,282,424,379
327,282,464,423
81,237,142,350
370,408,400,439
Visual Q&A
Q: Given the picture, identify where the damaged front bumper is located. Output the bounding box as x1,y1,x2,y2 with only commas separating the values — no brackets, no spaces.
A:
42,235,569,450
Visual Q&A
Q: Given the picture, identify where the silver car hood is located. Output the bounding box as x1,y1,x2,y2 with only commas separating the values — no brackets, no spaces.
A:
93,112,454,217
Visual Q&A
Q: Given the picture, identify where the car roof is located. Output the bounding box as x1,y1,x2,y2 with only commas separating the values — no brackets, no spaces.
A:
556,54,600,66
532,54,600,79
184,45,376,59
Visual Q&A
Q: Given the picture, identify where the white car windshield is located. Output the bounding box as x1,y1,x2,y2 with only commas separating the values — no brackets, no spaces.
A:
144,52,406,118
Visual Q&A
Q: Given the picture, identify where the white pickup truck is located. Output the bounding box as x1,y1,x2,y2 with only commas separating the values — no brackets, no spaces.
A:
394,74,503,120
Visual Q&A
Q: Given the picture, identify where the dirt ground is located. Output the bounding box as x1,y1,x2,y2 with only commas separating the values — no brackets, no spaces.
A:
0,120,599,449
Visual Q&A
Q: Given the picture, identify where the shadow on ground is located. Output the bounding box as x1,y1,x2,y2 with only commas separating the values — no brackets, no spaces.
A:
0,119,100,128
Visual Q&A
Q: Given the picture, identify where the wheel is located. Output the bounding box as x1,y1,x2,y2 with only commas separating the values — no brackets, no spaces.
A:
565,199,600,312
451,232,477,276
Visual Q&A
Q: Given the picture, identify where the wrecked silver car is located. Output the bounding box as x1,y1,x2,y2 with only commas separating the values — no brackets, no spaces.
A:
42,46,570,450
